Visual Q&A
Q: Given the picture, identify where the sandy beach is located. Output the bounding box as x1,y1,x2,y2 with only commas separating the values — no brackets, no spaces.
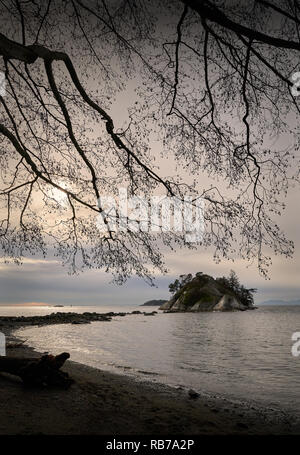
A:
0,319,299,436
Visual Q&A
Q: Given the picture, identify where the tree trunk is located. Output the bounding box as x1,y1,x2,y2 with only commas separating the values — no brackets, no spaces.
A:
0,353,73,388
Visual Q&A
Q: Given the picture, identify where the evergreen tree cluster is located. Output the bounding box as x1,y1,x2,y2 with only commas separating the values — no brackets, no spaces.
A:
168,270,256,307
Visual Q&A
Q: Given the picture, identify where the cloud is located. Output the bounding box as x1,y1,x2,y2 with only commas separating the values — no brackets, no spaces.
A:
0,258,60,271
0,186,299,306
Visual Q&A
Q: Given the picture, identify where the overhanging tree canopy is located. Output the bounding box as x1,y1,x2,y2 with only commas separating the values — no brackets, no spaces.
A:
0,0,298,282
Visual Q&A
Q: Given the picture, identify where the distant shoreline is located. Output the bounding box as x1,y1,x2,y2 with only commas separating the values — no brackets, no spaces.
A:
140,299,167,307
0,315,299,435
258,301,300,306
0,309,158,330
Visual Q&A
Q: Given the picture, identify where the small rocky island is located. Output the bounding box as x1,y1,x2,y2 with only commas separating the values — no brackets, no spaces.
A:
140,299,167,306
160,271,257,312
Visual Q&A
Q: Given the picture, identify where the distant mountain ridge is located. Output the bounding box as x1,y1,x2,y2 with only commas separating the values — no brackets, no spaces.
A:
259,299,300,306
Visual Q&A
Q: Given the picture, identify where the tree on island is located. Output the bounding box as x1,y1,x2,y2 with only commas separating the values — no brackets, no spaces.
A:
0,1,298,284
215,270,257,307
169,270,257,307
168,273,193,294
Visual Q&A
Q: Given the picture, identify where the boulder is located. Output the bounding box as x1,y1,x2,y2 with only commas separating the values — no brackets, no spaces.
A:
159,299,176,311
213,294,247,311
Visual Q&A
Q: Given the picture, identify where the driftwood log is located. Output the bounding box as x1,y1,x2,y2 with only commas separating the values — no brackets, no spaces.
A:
0,352,73,388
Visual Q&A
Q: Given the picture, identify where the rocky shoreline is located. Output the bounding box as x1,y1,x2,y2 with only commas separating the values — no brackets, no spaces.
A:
0,309,157,332
0,314,299,435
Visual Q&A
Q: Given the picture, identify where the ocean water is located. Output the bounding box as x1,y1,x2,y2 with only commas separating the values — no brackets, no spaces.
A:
5,304,300,416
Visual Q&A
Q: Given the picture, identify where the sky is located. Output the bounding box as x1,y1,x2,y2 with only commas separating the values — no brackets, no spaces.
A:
0,1,299,307
0,183,299,307
1,105,299,307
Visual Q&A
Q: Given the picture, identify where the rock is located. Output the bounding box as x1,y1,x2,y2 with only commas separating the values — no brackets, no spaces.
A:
140,299,167,306
0,352,73,388
159,273,256,313
236,422,249,429
159,300,175,311
0,311,126,329
71,320,90,325
188,389,199,399
213,295,247,312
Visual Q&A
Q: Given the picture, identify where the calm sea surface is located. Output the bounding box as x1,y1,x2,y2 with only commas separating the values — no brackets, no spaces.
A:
3,304,300,415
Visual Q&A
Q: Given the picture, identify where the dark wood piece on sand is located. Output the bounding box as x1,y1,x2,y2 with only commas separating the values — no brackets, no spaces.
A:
0,352,73,388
